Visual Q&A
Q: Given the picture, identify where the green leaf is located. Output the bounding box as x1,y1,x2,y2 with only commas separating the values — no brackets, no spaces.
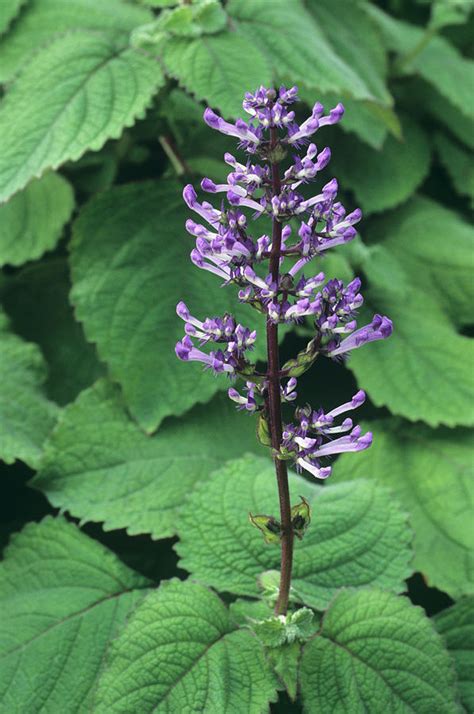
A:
307,0,391,105
33,380,263,539
268,642,300,701
435,598,474,712
333,419,474,598
415,80,474,149
175,455,413,609
332,116,431,214
0,309,59,468
70,180,266,431
435,132,474,205
228,0,375,101
299,589,459,713
0,0,27,36
346,286,474,427
366,4,474,118
1,259,104,405
93,579,278,713
0,31,164,203
0,517,150,713
0,172,74,267
161,30,272,117
0,0,151,83
429,0,474,31
366,196,474,325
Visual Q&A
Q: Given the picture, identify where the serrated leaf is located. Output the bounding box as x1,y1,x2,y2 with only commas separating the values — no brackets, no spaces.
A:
307,0,391,105
93,579,278,713
161,30,272,117
0,0,151,83
0,516,150,713
0,309,59,468
228,0,374,102
332,116,431,214
366,4,474,118
346,287,474,427
0,31,164,203
366,196,474,325
0,172,74,267
33,380,263,539
300,588,459,713
1,259,104,405
435,132,474,205
333,419,474,598
435,598,474,712
70,180,266,431
175,455,413,610
416,80,474,149
0,0,27,35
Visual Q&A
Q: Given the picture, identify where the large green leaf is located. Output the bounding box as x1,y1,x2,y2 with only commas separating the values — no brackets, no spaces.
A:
300,589,459,713
0,517,150,714
228,0,375,101
1,259,104,405
347,285,474,427
0,309,59,468
366,4,474,118
70,180,266,431
435,598,474,712
415,80,474,149
33,380,263,539
333,419,474,598
0,31,164,203
0,172,74,267
93,579,278,713
0,0,27,36
161,30,272,117
435,132,474,205
176,455,413,610
307,0,391,105
332,116,431,214
0,0,151,83
366,196,474,325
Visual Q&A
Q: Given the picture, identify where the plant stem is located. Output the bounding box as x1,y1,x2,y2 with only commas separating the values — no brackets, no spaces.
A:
267,128,294,616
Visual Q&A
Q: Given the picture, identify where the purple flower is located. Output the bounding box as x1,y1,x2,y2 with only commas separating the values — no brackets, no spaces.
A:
176,85,392,478
281,391,370,480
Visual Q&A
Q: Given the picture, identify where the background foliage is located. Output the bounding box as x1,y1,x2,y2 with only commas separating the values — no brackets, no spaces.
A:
0,0,473,711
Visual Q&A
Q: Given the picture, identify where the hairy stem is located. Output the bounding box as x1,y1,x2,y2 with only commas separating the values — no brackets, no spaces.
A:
267,128,293,616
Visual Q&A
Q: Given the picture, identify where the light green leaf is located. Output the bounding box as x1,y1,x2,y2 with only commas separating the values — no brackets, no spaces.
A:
307,0,391,104
0,309,59,468
366,196,474,325
332,116,431,214
346,286,474,427
333,419,474,598
161,30,272,117
70,181,266,431
435,598,474,712
0,0,151,83
0,172,74,267
429,0,474,31
0,517,150,714
300,589,459,713
228,0,375,101
366,4,474,117
176,455,413,610
0,31,164,203
0,0,27,36
435,132,474,205
93,579,278,713
33,380,263,539
1,259,104,405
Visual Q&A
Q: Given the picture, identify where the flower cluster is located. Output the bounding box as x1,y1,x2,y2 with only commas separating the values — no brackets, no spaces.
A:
176,85,393,480
175,302,256,375
280,390,371,479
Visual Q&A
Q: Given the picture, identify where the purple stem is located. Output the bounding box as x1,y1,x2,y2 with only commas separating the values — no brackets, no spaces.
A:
266,127,293,616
